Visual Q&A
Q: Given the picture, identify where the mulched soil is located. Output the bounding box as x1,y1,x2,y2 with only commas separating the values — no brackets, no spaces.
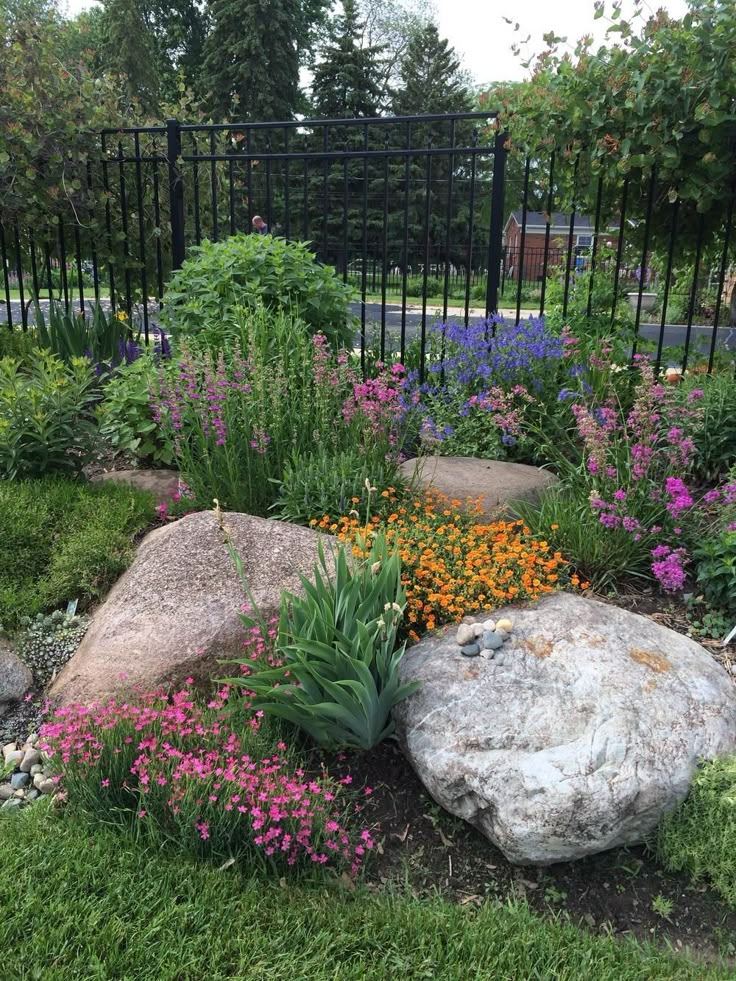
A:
333,740,736,968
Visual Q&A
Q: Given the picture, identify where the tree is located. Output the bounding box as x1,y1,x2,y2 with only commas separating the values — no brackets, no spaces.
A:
201,0,302,121
358,0,433,102
311,0,384,119
98,0,161,112
393,22,473,116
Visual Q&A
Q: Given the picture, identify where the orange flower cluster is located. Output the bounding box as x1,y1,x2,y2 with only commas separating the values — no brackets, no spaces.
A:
311,489,581,641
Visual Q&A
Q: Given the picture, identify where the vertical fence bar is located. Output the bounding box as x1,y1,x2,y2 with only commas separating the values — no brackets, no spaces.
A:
265,135,273,233
284,127,291,240
380,132,390,358
515,155,531,323
73,224,85,317
400,122,411,362
210,130,219,242
228,158,236,235
463,135,478,326
707,188,734,373
44,240,53,302
342,151,349,282
152,161,165,306
539,153,555,316
360,123,369,374
442,118,456,322
682,213,705,371
562,156,580,320
166,119,185,270
586,178,604,318
101,134,117,311
13,224,27,328
632,169,656,357
420,140,433,376
58,219,69,310
610,178,628,326
655,198,679,370
487,131,507,317
322,128,329,262
246,129,253,227
117,142,132,317
302,151,309,240
0,224,12,328
133,132,150,341
192,136,202,245
86,161,100,303
28,231,41,303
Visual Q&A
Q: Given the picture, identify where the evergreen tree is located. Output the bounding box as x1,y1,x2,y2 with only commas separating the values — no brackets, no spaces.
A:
98,0,161,112
202,0,301,121
311,0,384,119
393,22,473,116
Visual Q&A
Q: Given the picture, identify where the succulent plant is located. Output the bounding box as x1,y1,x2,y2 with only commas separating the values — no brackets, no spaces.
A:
15,611,90,685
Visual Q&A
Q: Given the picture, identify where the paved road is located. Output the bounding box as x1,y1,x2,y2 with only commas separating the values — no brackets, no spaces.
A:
5,297,735,362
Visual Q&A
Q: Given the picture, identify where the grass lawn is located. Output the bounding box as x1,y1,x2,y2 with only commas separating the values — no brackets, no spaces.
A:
0,803,729,981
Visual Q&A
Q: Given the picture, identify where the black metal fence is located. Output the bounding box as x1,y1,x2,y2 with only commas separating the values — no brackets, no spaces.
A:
2,110,735,370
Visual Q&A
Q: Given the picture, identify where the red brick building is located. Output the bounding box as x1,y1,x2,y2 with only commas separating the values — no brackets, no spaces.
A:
503,211,619,282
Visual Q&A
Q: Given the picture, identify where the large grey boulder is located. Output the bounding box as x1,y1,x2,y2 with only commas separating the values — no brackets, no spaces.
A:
50,511,332,706
399,456,557,520
0,642,33,707
394,592,736,865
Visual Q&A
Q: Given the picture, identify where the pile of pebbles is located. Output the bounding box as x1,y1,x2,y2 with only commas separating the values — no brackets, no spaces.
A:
455,618,514,665
1,735,56,810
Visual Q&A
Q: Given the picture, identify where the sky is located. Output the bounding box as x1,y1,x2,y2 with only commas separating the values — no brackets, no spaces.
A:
62,0,691,85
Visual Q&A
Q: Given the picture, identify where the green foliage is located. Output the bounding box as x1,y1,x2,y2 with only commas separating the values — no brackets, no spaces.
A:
392,21,473,116
0,353,99,479
98,356,175,466
225,534,419,750
15,610,90,685
311,0,384,118
34,300,139,375
161,235,355,349
677,374,736,483
274,446,405,526
693,531,736,618
202,0,302,120
655,755,736,909
0,328,38,362
405,275,444,299
0,477,154,630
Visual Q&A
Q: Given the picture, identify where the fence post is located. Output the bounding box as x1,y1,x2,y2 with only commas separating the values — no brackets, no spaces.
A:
166,118,185,270
486,130,507,315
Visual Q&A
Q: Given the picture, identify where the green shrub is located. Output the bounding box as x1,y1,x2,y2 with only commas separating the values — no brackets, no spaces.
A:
34,300,141,375
98,356,175,466
0,328,38,362
655,756,736,908
677,374,736,483
693,530,736,618
274,446,405,526
0,352,98,478
0,477,154,630
224,530,418,750
405,275,443,299
161,234,355,349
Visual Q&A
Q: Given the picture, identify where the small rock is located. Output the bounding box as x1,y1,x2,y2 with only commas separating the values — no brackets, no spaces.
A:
483,631,504,651
29,764,43,777
25,733,37,745
4,750,23,767
460,644,481,657
13,788,25,799
32,772,45,790
495,652,507,667
496,618,513,633
26,789,40,802
1,797,22,811
19,749,41,773
37,778,56,795
472,623,485,638
10,772,30,791
455,624,475,647
0,784,13,801
482,619,496,632
2,742,17,760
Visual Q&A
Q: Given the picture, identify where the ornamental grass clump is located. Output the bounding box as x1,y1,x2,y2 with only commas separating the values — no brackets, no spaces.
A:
40,688,373,877
312,489,576,639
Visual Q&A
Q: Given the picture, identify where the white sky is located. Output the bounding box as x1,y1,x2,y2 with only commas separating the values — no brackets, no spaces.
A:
62,0,691,85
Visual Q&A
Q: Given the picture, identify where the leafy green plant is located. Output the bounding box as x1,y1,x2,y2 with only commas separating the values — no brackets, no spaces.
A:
34,300,142,375
0,328,38,362
655,755,736,909
98,356,175,466
650,894,675,922
693,531,736,618
677,374,736,483
0,352,98,478
0,477,154,631
15,610,90,685
273,446,405,526
223,527,419,750
405,275,443,299
161,234,355,349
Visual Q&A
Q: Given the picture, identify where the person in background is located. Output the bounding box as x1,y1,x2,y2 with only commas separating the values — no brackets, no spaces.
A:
251,215,268,235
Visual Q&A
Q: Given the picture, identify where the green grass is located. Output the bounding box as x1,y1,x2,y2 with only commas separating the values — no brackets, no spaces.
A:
0,477,155,631
0,804,727,980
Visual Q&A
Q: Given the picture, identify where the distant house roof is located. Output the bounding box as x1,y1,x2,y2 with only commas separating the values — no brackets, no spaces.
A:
505,211,619,234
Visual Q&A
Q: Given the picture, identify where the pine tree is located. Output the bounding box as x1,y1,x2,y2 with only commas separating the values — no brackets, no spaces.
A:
310,0,383,119
393,23,473,116
202,0,301,121
98,0,161,112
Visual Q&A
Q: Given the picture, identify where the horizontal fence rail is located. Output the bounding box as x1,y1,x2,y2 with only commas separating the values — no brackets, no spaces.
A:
1,112,735,373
